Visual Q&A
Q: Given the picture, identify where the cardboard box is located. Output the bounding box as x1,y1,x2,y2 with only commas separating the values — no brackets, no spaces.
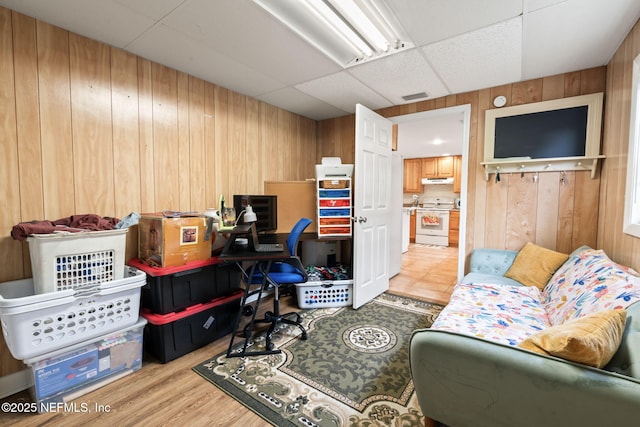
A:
138,214,212,267
264,181,317,233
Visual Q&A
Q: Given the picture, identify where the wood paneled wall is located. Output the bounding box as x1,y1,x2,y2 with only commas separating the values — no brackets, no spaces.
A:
317,69,607,258
598,18,640,269
0,9,316,374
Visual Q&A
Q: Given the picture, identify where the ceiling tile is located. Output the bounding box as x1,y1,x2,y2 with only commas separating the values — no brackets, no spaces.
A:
524,0,568,13
113,0,186,21
256,87,350,121
422,17,522,94
0,0,155,48
126,24,285,97
156,0,342,87
348,49,449,105
387,0,522,46
295,72,394,113
522,0,640,80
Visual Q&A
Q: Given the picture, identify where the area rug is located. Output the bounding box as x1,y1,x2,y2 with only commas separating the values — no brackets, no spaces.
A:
192,293,443,427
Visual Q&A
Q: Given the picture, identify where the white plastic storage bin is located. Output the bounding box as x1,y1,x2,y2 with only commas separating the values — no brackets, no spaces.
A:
295,279,353,308
27,229,127,294
0,267,145,360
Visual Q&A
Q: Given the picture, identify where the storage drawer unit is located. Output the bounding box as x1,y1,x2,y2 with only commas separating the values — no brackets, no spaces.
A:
141,291,242,363
316,163,353,238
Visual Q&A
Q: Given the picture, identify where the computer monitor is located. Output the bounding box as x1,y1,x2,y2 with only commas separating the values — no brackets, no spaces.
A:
233,195,277,233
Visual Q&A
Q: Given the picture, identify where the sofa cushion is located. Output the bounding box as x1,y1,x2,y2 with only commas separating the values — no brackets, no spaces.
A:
543,248,640,325
518,309,627,368
431,282,551,346
504,242,569,290
468,248,519,277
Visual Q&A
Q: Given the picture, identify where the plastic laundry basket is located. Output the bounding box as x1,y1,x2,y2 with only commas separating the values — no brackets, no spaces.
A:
0,266,145,360
27,229,127,294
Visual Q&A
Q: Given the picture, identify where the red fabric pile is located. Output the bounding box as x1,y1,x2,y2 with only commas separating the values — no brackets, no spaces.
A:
11,214,120,241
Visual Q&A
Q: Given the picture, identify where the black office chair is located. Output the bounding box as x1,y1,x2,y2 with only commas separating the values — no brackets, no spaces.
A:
247,217,312,351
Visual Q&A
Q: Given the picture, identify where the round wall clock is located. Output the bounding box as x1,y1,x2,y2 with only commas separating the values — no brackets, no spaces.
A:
493,95,507,108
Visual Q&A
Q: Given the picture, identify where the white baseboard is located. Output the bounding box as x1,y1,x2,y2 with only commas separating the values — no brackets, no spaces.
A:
0,369,32,399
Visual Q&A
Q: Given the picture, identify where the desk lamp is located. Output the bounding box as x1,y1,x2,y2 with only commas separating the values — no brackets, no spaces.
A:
236,205,257,224
234,205,257,246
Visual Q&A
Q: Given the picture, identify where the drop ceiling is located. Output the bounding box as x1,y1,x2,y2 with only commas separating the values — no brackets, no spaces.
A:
1,0,639,160
1,0,638,122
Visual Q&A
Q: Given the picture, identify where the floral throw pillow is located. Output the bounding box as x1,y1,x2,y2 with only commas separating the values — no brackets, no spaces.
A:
542,249,640,325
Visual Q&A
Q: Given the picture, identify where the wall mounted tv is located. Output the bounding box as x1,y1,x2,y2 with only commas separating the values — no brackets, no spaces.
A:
233,195,277,233
482,92,604,179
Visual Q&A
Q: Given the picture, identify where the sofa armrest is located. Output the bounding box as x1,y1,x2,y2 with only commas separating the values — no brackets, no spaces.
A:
410,330,640,427
468,248,518,276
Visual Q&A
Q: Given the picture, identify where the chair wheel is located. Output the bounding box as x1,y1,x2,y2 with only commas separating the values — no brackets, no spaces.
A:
243,326,252,339
242,305,253,316
267,341,275,351
301,332,308,340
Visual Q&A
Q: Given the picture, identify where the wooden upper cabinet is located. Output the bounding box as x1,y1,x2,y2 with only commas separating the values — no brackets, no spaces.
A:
421,156,454,178
404,158,422,193
438,156,454,177
421,158,437,178
453,155,462,193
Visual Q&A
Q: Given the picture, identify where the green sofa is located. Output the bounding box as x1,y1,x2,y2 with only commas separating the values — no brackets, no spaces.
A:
409,247,640,427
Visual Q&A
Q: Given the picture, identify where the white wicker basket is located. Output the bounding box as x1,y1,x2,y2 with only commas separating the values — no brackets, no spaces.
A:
27,229,127,294
0,267,144,360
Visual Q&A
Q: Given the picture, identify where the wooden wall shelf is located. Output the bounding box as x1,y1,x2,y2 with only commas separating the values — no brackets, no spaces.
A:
480,155,605,181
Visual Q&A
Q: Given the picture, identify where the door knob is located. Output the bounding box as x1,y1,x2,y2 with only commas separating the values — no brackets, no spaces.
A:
356,216,367,223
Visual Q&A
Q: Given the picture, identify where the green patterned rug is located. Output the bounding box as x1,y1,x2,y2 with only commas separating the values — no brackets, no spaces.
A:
192,293,443,426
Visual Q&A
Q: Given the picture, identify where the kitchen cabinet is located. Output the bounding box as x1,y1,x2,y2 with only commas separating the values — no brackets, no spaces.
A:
449,210,460,247
453,155,462,193
410,210,416,243
403,158,422,193
421,156,454,178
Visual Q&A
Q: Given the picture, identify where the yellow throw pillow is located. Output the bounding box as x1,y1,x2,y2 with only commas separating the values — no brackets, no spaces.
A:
505,242,569,290
518,309,627,368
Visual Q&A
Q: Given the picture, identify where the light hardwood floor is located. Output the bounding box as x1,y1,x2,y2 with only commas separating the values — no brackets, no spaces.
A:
0,244,457,426
389,244,458,305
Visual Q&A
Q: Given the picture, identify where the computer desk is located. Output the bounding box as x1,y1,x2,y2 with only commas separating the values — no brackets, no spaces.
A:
219,225,293,357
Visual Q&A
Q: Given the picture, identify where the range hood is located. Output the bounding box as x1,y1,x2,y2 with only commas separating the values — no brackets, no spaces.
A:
422,177,454,185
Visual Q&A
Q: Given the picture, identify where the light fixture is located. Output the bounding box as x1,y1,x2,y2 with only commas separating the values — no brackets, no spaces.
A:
235,205,258,225
253,0,413,67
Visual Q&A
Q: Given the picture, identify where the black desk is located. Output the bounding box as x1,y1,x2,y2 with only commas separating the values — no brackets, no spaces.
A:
220,226,293,357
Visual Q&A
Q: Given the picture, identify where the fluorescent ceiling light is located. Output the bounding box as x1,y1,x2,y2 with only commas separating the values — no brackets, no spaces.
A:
253,0,413,67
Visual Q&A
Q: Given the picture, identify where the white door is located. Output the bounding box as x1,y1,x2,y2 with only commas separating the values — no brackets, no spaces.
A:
353,104,393,309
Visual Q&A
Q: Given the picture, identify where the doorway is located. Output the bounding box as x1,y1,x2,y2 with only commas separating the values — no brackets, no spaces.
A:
389,105,470,303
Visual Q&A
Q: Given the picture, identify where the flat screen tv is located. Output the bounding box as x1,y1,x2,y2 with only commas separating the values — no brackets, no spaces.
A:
484,92,603,165
233,195,277,233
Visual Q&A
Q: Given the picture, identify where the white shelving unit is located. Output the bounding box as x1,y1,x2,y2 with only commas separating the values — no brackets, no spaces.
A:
315,163,353,238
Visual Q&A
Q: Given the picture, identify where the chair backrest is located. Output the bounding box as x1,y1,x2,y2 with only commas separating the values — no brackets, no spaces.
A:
286,218,312,255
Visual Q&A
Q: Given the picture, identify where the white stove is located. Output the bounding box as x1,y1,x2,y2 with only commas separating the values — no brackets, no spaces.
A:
421,197,455,211
416,197,455,246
